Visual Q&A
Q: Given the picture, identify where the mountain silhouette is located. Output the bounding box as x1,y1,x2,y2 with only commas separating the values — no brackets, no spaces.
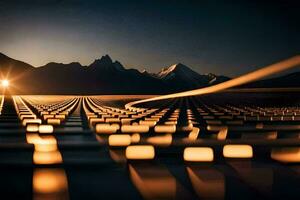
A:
155,63,228,91
2,52,298,94
243,72,300,88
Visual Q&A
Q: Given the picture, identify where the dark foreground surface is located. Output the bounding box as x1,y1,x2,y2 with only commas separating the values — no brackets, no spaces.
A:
0,92,299,200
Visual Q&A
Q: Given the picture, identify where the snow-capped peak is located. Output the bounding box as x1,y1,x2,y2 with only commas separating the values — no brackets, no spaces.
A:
157,63,188,78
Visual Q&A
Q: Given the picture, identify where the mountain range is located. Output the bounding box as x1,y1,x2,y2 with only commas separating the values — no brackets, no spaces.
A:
0,52,299,94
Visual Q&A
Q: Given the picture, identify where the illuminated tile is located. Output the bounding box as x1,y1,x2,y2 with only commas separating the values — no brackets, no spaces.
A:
121,125,149,133
43,114,54,120
26,124,39,132
184,147,214,162
89,118,105,126
47,118,61,125
154,125,176,133
223,145,253,158
55,115,66,120
39,125,54,134
95,124,118,134
22,119,42,126
108,134,131,146
126,145,155,160
139,120,157,127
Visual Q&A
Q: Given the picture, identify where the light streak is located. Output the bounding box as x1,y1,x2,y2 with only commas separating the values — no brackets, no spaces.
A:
126,56,300,109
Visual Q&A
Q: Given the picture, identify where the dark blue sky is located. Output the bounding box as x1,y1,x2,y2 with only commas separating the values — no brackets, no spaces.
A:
0,0,299,76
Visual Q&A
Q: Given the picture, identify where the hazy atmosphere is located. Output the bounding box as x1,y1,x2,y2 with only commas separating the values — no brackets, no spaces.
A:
0,0,299,76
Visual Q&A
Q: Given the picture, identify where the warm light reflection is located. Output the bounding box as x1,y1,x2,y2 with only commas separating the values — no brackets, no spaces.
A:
271,147,300,163
126,145,155,160
26,133,62,164
146,134,172,146
187,166,225,199
33,151,63,165
109,149,127,163
228,161,274,196
1,80,9,88
217,127,228,140
223,145,253,158
33,168,69,199
184,147,214,162
188,127,200,141
129,164,192,200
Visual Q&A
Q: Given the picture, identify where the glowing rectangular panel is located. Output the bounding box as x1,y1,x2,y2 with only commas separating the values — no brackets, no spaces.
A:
121,125,149,133
26,124,39,132
95,124,118,134
55,115,66,120
223,145,253,158
39,125,54,134
47,118,61,125
126,145,155,160
139,120,157,127
89,118,105,126
20,115,36,120
184,147,214,162
108,134,131,146
154,125,176,133
43,115,54,120
105,118,120,123
22,119,42,126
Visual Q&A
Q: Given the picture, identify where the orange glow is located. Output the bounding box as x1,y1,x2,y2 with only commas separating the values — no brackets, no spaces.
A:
95,124,118,134
1,80,9,88
126,56,300,109
217,127,228,140
187,167,225,199
33,136,58,152
33,168,68,199
131,133,141,143
109,149,127,163
26,124,39,132
184,147,214,162
22,119,41,126
33,151,63,164
188,127,200,141
128,164,191,199
47,118,61,125
121,125,149,133
39,124,54,134
223,145,253,158
154,125,176,133
126,145,155,160
108,134,131,146
271,147,300,163
139,120,157,127
147,134,172,146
